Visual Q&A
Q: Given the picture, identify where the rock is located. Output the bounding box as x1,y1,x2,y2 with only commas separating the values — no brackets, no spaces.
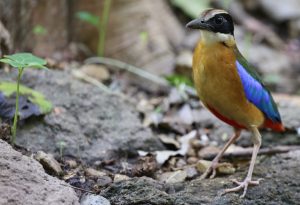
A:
35,151,63,176
195,159,212,173
178,104,194,125
196,160,235,175
0,69,164,163
80,194,110,205
102,151,300,204
217,163,236,175
113,174,130,183
168,88,184,105
258,0,300,22
158,170,187,183
65,159,78,168
85,168,107,178
0,140,79,205
187,157,198,164
185,166,198,179
101,177,173,205
97,176,113,187
80,64,110,82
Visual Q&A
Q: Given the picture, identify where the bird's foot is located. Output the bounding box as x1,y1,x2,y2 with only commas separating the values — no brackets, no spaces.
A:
223,177,263,198
199,160,219,180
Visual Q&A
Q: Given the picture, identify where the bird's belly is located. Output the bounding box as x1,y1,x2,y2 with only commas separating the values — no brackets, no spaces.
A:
193,44,264,128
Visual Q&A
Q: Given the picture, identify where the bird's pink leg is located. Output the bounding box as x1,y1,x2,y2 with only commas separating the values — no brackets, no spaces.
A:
224,126,262,198
200,129,241,179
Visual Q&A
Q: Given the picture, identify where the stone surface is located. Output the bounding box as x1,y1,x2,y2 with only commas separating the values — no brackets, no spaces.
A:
80,194,110,205
0,140,79,205
102,151,300,204
0,69,164,163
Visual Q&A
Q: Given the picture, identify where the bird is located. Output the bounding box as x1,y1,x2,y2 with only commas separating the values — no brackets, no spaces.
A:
186,8,284,198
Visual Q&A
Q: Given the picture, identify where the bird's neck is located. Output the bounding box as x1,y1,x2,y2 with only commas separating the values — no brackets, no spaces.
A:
200,31,236,47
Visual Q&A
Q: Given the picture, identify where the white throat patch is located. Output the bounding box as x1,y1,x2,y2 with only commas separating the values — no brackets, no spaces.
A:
200,31,235,47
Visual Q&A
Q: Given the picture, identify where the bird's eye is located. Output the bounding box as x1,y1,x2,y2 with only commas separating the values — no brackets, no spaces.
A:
214,16,224,25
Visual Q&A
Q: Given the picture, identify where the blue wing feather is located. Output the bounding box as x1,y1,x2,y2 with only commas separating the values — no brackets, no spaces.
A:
236,61,281,123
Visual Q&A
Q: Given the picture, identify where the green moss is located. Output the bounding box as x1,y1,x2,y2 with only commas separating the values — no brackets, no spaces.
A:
0,82,53,114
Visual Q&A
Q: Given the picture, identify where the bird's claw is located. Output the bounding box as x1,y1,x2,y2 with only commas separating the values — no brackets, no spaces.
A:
199,161,219,180
223,178,263,198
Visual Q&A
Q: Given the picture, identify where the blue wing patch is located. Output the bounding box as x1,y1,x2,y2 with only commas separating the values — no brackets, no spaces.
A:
236,61,281,122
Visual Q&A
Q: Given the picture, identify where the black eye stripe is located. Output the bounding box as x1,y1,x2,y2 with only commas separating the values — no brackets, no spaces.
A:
207,13,234,35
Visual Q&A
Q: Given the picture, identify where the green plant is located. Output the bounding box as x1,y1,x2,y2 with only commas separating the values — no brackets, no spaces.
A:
76,0,112,56
165,74,194,87
0,53,47,145
57,140,67,159
165,74,194,100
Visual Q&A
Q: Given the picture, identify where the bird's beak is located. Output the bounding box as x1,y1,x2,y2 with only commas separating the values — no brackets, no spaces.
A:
186,18,212,31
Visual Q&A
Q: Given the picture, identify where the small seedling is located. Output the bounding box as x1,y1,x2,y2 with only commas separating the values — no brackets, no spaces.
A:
57,140,67,159
0,53,47,145
76,0,112,56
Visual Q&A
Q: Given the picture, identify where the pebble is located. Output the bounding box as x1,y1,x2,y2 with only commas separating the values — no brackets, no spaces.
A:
185,166,198,179
187,157,198,164
196,160,235,175
80,194,111,205
85,168,107,178
113,174,130,183
35,151,63,176
158,170,187,183
80,64,110,82
65,159,77,168
97,176,113,187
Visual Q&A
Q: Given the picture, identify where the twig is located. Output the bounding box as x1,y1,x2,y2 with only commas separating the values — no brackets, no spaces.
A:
202,145,300,160
84,56,199,97
72,69,131,102
60,183,95,194
85,57,170,87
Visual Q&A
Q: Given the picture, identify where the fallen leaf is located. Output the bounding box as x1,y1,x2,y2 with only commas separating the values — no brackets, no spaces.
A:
158,134,180,149
158,170,187,183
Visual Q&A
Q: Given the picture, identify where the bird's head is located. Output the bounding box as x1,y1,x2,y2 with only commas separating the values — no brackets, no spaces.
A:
186,9,235,46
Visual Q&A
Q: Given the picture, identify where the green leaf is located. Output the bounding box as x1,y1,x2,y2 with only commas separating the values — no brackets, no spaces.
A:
0,53,47,69
0,59,23,67
165,74,194,87
0,82,53,114
76,11,99,27
170,0,210,18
